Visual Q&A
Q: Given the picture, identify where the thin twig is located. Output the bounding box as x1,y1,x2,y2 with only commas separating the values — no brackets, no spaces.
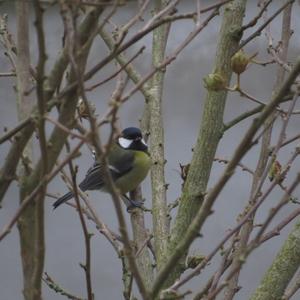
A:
43,272,85,300
241,0,273,31
152,56,300,297
239,0,295,49
68,158,93,300
0,138,86,242
0,118,33,145
85,46,145,91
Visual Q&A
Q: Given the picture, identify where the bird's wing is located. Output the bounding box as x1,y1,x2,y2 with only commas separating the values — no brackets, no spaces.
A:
108,145,135,175
79,149,134,191
79,163,105,191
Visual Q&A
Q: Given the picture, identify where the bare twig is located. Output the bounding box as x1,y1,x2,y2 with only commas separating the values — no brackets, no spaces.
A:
68,159,93,300
0,118,33,145
241,0,273,31
85,45,145,91
57,164,122,255
152,56,300,297
0,71,16,77
214,157,254,175
0,138,86,242
239,0,295,49
45,115,88,141
281,133,300,148
43,272,85,300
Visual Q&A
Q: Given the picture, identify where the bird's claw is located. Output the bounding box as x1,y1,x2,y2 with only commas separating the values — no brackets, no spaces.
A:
126,199,143,212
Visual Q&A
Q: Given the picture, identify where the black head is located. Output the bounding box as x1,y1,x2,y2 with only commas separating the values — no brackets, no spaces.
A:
118,127,148,151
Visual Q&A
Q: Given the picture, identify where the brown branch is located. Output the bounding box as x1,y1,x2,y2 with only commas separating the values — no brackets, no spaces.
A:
68,159,93,300
62,6,150,295
0,117,33,145
260,206,300,244
148,0,171,271
161,0,248,292
0,71,16,77
151,56,300,298
129,188,154,292
239,0,295,49
281,133,300,148
45,115,88,141
43,272,85,300
224,4,295,297
31,1,48,297
85,45,145,91
214,157,254,175
168,152,299,294
223,104,264,131
56,1,221,101
0,138,85,242
58,165,122,254
115,8,219,106
58,5,97,297
241,0,273,31
114,0,151,46
142,0,179,31
0,6,105,204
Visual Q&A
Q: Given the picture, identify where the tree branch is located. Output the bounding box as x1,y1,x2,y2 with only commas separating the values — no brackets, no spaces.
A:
148,0,170,270
151,54,300,299
165,0,247,288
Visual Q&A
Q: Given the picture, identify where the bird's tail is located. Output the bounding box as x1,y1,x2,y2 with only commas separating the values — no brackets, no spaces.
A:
53,191,74,209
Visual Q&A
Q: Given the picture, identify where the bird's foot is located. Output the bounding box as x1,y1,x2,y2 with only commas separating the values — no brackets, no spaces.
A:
122,195,151,212
126,199,143,212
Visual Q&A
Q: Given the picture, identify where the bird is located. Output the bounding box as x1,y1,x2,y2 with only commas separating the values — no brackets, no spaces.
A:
53,127,151,210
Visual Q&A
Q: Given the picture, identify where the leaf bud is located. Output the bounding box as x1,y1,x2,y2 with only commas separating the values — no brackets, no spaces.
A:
203,72,226,91
231,49,250,74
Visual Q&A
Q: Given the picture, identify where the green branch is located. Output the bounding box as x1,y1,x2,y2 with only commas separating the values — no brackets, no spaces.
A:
250,217,300,300
152,55,300,299
166,0,247,286
149,0,171,270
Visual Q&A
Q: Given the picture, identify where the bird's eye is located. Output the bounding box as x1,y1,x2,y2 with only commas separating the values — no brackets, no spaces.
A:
118,137,132,149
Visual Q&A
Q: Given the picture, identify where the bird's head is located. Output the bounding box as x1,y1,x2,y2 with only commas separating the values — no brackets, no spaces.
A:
118,127,148,152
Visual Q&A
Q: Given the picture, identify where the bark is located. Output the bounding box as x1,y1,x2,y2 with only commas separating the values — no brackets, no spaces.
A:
167,0,247,285
250,219,300,300
149,0,171,270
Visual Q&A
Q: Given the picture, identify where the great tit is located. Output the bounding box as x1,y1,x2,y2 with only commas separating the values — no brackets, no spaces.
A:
53,127,151,209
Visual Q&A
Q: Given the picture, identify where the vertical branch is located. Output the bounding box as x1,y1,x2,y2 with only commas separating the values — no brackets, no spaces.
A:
15,6,103,299
0,5,106,203
167,0,247,285
151,57,300,299
224,3,294,299
99,12,158,290
14,2,38,300
99,28,152,99
69,161,94,300
130,189,154,291
32,1,48,296
149,0,171,269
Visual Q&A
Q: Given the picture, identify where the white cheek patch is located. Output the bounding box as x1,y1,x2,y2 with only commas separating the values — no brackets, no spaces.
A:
118,137,132,149
141,139,147,147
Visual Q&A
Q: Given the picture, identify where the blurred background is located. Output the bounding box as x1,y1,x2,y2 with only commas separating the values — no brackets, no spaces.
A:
0,0,299,299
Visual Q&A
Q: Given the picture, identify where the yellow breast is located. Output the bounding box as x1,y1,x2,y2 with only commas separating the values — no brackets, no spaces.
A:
115,151,151,194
